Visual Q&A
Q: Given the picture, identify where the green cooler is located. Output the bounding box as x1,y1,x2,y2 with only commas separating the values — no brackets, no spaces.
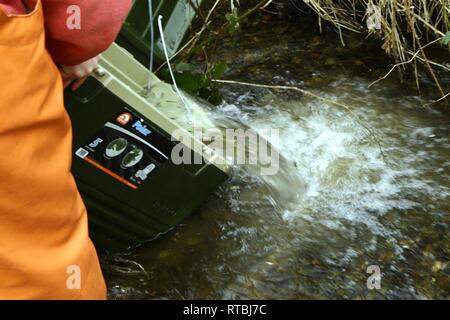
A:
65,42,229,252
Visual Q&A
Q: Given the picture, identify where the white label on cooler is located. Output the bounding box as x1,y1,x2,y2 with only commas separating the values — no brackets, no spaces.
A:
135,163,156,181
76,148,89,159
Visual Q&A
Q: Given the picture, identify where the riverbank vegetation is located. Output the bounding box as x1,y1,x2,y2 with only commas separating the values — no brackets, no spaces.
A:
160,0,450,104
287,0,450,101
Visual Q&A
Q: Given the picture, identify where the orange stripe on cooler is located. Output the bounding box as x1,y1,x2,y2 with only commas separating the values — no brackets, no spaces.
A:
83,156,138,190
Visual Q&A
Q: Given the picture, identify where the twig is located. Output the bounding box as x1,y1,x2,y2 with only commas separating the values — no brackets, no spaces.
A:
154,0,221,74
408,50,450,72
261,0,273,9
234,0,272,22
368,38,441,88
155,0,272,74
157,0,272,74
413,32,446,97
426,91,450,106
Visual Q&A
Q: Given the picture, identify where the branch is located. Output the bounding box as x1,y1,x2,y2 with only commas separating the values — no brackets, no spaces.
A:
427,91,450,106
155,0,221,74
368,38,441,88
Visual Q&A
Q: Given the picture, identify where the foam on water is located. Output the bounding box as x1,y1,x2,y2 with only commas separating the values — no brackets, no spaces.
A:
209,83,450,259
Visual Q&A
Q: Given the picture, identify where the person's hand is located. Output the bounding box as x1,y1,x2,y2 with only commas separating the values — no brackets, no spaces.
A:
60,55,101,91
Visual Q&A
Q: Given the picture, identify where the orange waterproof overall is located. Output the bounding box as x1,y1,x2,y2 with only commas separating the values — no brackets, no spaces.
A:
0,0,106,299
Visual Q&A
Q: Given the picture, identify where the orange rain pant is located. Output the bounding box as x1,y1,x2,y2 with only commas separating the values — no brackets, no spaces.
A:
0,0,106,299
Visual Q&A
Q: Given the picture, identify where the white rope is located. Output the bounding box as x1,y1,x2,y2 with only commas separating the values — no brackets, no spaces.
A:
147,0,154,90
157,15,193,123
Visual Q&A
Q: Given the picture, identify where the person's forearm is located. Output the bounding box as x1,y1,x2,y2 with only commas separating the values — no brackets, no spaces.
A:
0,0,27,15
42,0,131,66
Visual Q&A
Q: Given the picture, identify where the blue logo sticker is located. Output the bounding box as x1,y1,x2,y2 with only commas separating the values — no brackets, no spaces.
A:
132,121,151,137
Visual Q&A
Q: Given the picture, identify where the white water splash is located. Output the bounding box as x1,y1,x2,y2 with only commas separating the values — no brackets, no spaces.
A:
211,88,449,253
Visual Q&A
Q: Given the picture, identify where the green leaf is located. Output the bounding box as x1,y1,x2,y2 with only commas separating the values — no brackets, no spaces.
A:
209,62,227,79
174,72,208,95
198,87,223,105
225,13,240,33
440,31,450,45
175,62,196,73
156,64,223,105
207,90,223,105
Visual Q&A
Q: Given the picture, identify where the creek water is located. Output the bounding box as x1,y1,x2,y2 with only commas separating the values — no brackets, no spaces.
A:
104,6,449,299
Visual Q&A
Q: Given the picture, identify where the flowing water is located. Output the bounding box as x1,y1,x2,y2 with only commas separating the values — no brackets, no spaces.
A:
104,6,449,299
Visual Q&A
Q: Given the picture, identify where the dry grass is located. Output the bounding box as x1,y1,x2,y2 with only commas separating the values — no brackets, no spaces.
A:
294,0,450,98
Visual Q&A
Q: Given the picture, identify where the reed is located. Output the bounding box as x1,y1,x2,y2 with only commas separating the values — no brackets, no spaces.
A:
281,0,450,98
